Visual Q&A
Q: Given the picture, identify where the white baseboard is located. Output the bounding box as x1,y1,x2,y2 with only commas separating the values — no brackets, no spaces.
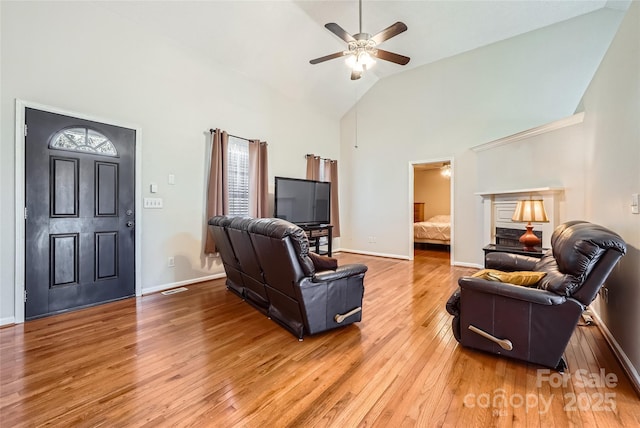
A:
142,273,227,295
0,275,227,326
335,248,410,260
590,310,640,396
0,316,16,327
453,261,483,269
335,248,482,266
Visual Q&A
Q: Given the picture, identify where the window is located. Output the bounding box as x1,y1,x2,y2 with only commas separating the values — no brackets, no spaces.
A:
318,160,326,182
227,136,249,216
49,127,118,157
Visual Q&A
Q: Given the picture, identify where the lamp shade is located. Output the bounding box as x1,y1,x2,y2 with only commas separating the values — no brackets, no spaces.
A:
512,200,549,223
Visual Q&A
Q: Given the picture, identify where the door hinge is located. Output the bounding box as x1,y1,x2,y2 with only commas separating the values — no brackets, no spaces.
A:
24,290,27,303
24,207,28,220
24,124,28,137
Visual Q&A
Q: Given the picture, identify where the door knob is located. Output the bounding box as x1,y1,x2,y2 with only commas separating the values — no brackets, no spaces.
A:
126,209,133,216
126,221,134,228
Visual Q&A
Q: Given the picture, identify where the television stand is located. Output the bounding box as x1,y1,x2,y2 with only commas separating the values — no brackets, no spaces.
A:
300,224,333,257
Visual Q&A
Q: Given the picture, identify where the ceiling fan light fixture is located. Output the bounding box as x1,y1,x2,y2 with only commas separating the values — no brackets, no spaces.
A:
345,54,357,68
346,50,375,72
309,0,409,80
359,51,375,69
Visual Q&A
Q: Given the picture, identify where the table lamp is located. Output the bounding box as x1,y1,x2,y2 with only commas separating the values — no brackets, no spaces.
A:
511,199,548,250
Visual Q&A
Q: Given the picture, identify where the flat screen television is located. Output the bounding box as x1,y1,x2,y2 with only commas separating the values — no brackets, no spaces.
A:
274,177,330,226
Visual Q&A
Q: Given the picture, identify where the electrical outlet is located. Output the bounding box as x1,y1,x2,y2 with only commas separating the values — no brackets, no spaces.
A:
143,197,163,209
168,257,175,267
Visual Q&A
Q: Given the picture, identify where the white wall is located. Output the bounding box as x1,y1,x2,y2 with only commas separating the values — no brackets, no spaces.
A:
339,8,624,263
475,122,588,224
340,2,639,384
0,1,340,322
477,0,640,384
581,0,640,379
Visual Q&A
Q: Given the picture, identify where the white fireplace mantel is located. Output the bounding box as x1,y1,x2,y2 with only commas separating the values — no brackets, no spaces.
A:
476,187,564,249
475,187,564,198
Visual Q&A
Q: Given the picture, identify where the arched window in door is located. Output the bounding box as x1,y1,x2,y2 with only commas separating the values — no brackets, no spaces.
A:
49,127,118,157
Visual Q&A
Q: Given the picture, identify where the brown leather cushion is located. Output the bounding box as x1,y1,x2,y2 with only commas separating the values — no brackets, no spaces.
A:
308,252,338,271
472,269,546,287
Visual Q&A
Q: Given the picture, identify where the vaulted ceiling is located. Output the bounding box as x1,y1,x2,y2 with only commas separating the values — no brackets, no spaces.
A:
98,1,630,119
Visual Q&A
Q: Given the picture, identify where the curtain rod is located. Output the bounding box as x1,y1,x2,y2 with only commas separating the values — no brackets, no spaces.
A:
305,154,336,162
209,128,266,145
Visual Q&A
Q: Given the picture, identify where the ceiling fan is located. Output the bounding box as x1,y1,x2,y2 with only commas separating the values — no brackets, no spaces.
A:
309,0,410,80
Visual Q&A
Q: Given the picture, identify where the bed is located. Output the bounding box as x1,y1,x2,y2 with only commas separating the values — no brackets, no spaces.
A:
414,214,451,246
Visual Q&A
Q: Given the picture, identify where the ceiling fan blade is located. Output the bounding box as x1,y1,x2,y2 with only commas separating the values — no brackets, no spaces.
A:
310,51,347,65
325,23,356,43
370,22,408,45
351,69,362,80
374,49,410,65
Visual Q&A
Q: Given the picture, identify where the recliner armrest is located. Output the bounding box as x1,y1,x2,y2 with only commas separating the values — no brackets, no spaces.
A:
312,263,368,282
458,277,567,306
485,252,540,271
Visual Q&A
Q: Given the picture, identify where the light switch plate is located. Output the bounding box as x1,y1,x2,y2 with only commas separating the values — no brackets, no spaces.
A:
168,174,175,185
150,183,158,193
632,193,639,214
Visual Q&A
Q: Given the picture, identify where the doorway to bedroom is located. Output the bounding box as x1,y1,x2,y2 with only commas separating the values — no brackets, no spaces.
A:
410,159,453,263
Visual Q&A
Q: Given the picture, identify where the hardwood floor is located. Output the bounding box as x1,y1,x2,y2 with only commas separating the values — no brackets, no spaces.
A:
1,249,638,427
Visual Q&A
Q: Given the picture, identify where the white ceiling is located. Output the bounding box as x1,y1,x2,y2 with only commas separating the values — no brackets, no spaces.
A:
98,1,630,119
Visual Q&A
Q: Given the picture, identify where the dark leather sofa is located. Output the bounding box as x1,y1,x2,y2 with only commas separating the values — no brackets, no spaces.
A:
446,221,626,370
208,216,368,339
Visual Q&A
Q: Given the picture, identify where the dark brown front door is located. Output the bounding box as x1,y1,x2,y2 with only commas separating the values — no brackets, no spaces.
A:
25,108,136,319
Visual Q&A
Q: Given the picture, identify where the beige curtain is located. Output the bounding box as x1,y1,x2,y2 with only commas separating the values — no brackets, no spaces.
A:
249,140,269,218
305,154,341,237
305,154,321,181
204,129,229,254
327,160,341,237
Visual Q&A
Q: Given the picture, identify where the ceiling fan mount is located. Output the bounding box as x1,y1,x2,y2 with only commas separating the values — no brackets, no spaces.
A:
309,0,410,80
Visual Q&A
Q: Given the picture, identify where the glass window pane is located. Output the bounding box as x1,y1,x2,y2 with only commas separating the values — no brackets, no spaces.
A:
49,127,118,157
227,136,249,216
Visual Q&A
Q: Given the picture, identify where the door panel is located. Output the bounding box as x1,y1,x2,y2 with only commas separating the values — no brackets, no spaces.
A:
50,233,79,286
95,231,118,280
95,161,118,216
50,157,79,217
25,108,136,319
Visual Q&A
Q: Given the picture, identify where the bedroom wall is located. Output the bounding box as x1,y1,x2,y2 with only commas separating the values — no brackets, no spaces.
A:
0,1,340,323
414,168,451,221
339,7,625,263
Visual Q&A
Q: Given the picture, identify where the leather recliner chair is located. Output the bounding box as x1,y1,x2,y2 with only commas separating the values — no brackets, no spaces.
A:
227,217,270,313
446,221,626,370
207,215,244,298
208,216,368,339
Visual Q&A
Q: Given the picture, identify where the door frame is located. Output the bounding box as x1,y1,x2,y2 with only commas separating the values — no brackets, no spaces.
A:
14,99,143,323
408,157,454,264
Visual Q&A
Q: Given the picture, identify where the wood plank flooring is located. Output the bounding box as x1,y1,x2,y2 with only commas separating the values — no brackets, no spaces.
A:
1,248,638,427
